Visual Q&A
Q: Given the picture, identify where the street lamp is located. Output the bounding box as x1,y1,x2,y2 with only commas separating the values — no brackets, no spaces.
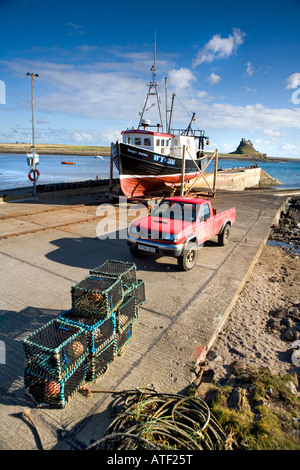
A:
26,72,39,197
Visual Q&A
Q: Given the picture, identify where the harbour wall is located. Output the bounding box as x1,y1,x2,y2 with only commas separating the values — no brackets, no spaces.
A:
187,167,281,192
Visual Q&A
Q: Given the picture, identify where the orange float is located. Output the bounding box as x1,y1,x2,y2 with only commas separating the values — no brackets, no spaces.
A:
45,380,60,397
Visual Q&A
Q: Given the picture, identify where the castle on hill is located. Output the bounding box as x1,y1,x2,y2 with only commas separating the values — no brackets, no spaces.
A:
230,138,267,157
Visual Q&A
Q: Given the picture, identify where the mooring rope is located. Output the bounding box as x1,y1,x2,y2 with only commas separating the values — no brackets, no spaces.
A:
85,389,228,450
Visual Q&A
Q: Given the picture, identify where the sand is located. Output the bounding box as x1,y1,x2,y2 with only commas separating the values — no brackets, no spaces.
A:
208,201,300,384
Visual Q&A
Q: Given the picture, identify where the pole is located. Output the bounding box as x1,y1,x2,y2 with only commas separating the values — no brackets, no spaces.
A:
31,74,37,197
26,72,39,197
165,77,168,133
180,145,186,197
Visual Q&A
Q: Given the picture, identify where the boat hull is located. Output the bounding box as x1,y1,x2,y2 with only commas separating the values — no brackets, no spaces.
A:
112,142,207,197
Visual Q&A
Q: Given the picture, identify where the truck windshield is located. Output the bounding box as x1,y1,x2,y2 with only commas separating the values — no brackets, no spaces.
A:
151,201,198,222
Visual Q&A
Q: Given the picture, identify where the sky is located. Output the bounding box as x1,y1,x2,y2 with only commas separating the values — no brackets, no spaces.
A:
0,0,300,158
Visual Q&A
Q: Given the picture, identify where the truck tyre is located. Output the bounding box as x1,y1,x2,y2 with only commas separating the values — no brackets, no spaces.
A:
218,223,231,246
178,242,198,271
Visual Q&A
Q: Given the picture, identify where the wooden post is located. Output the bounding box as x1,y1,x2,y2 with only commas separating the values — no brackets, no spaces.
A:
180,145,186,197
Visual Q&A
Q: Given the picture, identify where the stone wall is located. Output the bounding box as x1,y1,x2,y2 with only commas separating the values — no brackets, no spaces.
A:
187,167,263,191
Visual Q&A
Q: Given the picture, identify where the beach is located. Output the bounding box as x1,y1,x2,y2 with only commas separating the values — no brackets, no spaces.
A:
206,197,300,383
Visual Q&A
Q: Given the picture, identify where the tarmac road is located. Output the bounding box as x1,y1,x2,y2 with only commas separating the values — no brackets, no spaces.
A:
0,189,289,449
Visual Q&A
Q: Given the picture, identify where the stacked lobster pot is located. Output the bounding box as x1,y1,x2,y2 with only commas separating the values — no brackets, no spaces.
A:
89,260,145,356
22,260,146,408
22,319,89,408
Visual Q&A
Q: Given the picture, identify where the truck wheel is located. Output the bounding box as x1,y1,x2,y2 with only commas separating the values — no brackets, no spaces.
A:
178,242,198,271
218,223,231,246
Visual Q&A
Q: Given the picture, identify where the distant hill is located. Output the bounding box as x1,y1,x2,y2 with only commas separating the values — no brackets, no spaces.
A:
230,138,267,158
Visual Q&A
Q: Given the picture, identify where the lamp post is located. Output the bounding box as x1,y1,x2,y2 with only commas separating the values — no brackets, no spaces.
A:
26,72,39,197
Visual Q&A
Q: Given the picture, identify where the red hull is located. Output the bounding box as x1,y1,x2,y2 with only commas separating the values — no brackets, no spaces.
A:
119,172,199,198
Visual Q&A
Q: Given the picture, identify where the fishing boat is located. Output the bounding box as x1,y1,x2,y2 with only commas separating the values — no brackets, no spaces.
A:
112,48,210,198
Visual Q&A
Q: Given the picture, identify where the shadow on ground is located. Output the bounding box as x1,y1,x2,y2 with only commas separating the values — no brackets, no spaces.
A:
0,307,64,407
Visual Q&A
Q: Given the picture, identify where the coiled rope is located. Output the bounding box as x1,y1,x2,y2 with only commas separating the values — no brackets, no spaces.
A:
85,389,228,450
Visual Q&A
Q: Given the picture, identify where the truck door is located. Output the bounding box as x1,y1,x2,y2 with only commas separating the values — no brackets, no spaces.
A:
200,203,214,241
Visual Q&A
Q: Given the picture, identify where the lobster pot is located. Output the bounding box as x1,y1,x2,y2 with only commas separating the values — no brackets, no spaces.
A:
115,295,138,333
58,310,116,354
24,359,86,408
90,260,137,294
86,341,116,382
22,319,88,381
115,322,133,356
129,280,146,307
71,275,123,320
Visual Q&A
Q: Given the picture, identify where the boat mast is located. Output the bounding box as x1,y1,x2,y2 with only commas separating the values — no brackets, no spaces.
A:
182,112,196,136
138,37,164,132
167,92,175,133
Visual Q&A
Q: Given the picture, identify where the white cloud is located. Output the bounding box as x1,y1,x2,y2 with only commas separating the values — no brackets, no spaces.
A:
102,130,122,144
193,28,246,67
73,132,93,142
286,73,300,89
207,72,221,85
246,61,254,76
2,48,300,155
66,22,85,35
2,58,147,120
190,102,300,132
279,142,299,153
168,67,196,90
37,117,49,124
197,91,209,99
262,129,285,140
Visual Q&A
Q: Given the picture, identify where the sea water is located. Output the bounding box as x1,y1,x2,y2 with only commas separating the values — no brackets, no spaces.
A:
0,153,299,191
0,153,115,190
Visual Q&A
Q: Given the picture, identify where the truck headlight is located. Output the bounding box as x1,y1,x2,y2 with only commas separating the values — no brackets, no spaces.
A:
163,233,174,241
129,224,139,237
163,233,181,242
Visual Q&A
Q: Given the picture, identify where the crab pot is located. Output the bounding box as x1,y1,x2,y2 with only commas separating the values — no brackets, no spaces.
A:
115,295,138,333
90,260,137,294
23,359,86,408
22,319,88,381
71,275,123,319
115,322,133,356
86,341,116,382
128,280,146,307
58,310,116,354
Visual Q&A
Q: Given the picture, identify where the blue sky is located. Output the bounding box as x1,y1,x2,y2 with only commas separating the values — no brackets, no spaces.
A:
1,0,300,158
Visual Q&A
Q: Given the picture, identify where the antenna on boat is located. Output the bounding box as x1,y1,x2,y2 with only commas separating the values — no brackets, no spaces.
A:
138,32,164,132
154,29,156,77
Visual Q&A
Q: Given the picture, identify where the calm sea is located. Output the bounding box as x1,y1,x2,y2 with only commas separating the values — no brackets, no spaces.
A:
0,153,299,191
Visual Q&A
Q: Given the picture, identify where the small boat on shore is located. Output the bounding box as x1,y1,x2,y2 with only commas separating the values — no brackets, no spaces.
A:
61,161,76,165
112,47,210,198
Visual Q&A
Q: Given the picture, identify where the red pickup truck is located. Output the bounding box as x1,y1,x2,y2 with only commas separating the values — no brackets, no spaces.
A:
127,196,236,271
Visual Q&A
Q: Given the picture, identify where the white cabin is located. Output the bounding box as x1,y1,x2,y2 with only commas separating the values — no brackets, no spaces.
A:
122,128,198,160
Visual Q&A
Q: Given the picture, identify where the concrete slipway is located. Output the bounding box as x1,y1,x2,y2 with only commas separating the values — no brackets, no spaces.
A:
0,188,293,450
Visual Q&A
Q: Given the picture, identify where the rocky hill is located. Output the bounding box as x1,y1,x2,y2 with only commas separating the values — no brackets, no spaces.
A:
230,138,267,158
